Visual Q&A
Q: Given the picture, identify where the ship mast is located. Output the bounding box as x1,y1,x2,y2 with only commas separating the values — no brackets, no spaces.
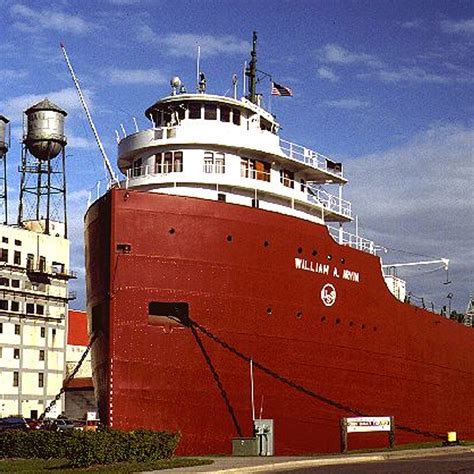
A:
246,31,258,105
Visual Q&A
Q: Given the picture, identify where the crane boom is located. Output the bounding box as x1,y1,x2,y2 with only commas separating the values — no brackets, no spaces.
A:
382,258,449,270
60,43,119,187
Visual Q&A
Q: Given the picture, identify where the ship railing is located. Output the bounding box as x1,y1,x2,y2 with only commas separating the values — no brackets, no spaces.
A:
308,188,352,219
327,226,377,254
279,139,343,178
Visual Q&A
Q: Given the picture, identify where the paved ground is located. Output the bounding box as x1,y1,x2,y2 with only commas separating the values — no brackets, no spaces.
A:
144,445,474,473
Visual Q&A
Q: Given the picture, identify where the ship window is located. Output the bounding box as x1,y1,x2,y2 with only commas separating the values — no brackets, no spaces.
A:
220,106,230,122
188,102,201,119
177,105,186,120
232,109,241,125
155,151,183,173
148,302,189,326
218,193,226,202
280,169,294,188
204,104,217,120
241,158,270,181
132,158,142,177
260,117,272,131
203,152,225,173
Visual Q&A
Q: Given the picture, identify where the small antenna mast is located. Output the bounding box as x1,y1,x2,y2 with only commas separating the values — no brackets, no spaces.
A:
196,45,201,92
246,31,258,104
60,43,119,187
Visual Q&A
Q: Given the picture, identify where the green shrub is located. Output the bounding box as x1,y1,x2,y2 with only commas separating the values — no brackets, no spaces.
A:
0,428,179,467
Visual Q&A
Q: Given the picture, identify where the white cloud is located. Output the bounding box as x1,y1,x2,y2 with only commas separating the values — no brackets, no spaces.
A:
0,69,28,81
324,98,369,109
345,122,474,310
10,4,91,34
400,20,423,30
107,68,168,85
138,27,249,58
317,66,339,82
67,133,96,150
358,66,451,84
0,88,89,124
320,43,382,68
441,18,474,34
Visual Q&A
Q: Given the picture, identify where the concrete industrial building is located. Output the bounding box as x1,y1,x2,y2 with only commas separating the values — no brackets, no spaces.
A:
0,221,74,418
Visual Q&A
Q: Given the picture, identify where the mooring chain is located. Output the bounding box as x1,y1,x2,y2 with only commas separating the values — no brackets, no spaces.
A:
39,332,98,421
187,318,444,440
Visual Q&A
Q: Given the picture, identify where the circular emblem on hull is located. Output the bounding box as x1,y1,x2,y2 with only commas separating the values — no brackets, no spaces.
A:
321,283,336,307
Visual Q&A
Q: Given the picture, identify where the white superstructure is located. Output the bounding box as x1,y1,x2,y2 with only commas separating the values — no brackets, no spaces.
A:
118,93,352,226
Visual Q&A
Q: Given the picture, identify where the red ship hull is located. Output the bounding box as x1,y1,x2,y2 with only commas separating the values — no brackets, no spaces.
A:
85,188,474,455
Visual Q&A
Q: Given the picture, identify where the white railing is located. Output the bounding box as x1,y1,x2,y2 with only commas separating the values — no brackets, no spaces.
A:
308,188,352,219
122,163,352,220
279,139,343,178
327,226,377,254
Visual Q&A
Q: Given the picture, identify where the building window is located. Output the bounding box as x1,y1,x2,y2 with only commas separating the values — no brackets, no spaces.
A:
52,262,65,274
0,347,2,357
11,279,19,288
11,301,19,312
280,169,295,189
203,152,225,174
26,254,34,271
40,327,45,338
52,328,56,337
2,237,7,244
0,277,8,286
13,348,20,359
39,350,45,361
232,109,241,126
220,106,230,122
39,256,46,272
26,303,35,314
13,251,21,265
0,322,2,333
38,373,44,388
14,240,21,246
188,102,201,119
155,151,183,174
36,304,44,315
241,158,271,182
13,371,19,387
15,324,20,335
0,300,8,310
204,104,217,120
0,249,8,262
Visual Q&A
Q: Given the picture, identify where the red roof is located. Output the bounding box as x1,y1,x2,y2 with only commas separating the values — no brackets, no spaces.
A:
67,309,89,346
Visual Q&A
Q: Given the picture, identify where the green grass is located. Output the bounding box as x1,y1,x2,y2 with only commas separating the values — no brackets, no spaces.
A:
0,457,213,473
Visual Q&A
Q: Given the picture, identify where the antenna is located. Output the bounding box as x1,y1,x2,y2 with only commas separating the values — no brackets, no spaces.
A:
246,31,258,104
196,45,201,92
60,43,119,187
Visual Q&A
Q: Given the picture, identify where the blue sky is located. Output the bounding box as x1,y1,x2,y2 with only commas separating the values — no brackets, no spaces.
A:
0,0,473,312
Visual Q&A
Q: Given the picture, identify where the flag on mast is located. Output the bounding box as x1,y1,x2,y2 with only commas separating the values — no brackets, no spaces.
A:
271,82,293,97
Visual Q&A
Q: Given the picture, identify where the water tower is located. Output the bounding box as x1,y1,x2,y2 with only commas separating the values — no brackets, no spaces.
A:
0,115,9,225
18,99,68,237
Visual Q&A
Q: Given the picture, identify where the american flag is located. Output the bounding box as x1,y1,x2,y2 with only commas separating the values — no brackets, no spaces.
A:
271,82,293,97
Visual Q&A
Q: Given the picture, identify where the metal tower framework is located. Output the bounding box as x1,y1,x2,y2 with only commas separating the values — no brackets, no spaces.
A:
18,144,68,237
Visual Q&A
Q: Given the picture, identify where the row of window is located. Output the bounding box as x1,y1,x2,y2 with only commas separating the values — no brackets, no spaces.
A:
12,371,45,387
0,347,45,361
0,323,55,337
0,251,65,273
132,153,301,186
0,278,48,292
152,103,242,127
1,237,22,246
0,301,45,315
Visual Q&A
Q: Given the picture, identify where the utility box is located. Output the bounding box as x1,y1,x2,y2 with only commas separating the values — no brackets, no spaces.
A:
254,419,274,456
232,437,259,456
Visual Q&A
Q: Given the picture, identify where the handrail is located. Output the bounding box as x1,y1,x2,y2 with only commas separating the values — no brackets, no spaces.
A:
279,139,343,177
327,226,377,255
124,164,352,220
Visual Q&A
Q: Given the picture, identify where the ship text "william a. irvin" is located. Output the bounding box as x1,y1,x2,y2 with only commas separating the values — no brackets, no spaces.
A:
294,257,360,282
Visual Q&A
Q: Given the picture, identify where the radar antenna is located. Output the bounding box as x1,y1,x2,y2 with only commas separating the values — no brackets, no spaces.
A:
60,43,119,187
